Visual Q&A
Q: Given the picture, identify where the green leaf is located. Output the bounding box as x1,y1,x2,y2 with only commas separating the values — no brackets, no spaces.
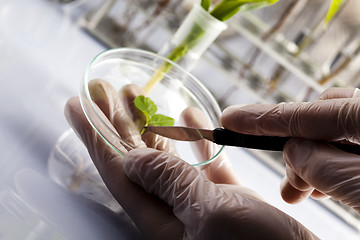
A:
134,95,157,122
201,0,211,11
210,1,245,21
149,114,175,126
134,95,175,134
210,0,278,21
324,0,344,26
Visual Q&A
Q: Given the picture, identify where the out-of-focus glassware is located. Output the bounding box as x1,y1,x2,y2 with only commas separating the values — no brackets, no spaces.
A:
0,188,62,239
48,129,122,212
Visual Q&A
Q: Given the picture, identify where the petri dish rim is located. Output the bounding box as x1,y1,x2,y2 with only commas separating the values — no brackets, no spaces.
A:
80,47,224,166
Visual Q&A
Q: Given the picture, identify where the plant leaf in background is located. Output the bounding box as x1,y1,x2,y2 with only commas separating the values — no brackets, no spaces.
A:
201,0,211,11
210,0,278,21
210,1,247,21
167,0,279,63
240,1,275,12
144,0,279,92
324,0,344,27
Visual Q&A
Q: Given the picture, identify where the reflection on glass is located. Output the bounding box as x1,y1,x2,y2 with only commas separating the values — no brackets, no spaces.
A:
48,129,122,212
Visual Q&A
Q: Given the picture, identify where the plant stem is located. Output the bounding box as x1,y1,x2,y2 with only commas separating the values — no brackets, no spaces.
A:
143,63,169,93
143,1,277,93
143,23,206,93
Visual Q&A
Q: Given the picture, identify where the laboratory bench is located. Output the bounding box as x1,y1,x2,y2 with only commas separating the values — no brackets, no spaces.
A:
0,0,359,239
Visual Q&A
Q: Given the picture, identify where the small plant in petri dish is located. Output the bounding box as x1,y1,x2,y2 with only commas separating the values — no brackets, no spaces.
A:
134,95,175,134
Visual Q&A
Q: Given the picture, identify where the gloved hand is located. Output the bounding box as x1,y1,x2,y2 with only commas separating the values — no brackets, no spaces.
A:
221,87,360,213
65,80,318,239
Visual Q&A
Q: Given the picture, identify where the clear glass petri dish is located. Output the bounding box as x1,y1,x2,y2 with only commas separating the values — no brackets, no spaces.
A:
80,48,224,166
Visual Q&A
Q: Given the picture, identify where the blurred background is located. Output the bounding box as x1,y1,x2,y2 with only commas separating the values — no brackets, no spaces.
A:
1,0,360,239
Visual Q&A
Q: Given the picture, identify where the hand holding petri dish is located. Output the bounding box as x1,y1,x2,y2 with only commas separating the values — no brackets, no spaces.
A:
80,48,224,166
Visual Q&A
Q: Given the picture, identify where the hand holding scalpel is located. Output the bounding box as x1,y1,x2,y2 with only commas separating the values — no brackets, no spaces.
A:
145,126,360,155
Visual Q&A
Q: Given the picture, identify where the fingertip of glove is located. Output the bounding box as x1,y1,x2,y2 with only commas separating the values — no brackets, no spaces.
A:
181,106,202,122
283,138,313,169
64,97,85,126
64,97,80,114
220,104,249,128
221,104,247,116
280,177,312,204
181,107,212,129
121,84,145,96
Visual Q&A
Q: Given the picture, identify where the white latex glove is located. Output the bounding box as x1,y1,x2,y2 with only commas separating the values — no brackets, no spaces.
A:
221,87,360,213
65,80,318,239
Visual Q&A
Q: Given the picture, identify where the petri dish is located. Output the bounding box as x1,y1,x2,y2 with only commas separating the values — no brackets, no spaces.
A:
80,48,224,166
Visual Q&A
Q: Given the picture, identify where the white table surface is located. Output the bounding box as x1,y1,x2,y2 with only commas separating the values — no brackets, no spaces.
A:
0,0,359,239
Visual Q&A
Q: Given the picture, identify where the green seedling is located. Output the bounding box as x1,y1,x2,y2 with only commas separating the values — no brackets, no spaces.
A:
144,0,278,92
134,95,175,134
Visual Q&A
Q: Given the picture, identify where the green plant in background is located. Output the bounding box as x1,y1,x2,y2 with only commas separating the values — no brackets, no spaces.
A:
268,0,347,98
208,0,278,21
277,0,345,56
138,0,345,128
143,0,279,92
324,0,345,28
134,95,175,133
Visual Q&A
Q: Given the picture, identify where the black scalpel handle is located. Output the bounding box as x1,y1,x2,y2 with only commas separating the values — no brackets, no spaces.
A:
213,128,289,151
213,128,360,155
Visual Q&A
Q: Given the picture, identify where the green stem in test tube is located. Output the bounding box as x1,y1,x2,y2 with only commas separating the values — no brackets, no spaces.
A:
143,23,206,93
